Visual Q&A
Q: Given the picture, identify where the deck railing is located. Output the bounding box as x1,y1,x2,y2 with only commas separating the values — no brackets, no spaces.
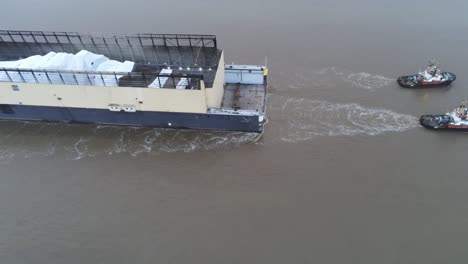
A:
0,68,204,90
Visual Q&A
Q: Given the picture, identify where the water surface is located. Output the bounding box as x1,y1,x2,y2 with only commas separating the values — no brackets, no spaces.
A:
1,1,468,263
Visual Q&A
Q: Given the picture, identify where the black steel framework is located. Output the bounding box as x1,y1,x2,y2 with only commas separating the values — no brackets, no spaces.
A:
0,30,221,67
0,30,222,88
0,30,217,49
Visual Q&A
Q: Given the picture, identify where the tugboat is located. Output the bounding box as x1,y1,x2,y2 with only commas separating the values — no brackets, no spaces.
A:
420,103,468,131
398,60,456,88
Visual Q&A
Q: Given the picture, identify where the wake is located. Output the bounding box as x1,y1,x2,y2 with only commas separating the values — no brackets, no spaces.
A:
0,122,261,162
316,67,395,90
269,96,418,142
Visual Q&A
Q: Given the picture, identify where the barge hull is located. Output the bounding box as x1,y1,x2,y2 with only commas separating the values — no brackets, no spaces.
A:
0,105,264,133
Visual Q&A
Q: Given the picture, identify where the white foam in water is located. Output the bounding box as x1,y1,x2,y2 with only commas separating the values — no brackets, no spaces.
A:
269,95,418,142
65,137,94,160
315,67,394,90
67,128,261,159
0,121,262,162
346,72,394,90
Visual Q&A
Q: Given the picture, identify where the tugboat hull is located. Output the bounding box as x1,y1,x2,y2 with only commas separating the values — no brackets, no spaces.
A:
420,114,468,131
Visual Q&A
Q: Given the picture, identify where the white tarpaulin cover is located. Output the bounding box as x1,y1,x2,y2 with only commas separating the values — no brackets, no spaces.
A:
0,50,135,86
176,77,190,89
148,68,172,88
93,60,135,87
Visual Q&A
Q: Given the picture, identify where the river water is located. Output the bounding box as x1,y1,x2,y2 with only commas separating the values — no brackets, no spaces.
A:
1,1,468,263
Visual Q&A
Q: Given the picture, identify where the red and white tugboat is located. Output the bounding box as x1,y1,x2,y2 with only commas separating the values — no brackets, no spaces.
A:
420,104,468,131
398,60,456,88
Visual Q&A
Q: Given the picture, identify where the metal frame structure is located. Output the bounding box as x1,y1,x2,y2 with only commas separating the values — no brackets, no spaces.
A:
0,30,220,67
0,30,221,89
0,30,217,48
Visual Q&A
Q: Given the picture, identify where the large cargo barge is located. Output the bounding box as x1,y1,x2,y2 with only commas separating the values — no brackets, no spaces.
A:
0,30,267,132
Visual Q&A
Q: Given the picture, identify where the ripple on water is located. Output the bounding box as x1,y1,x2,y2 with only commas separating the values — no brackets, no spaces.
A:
276,67,395,91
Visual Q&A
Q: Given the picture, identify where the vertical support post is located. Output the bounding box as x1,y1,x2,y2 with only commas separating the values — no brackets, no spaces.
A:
127,73,132,87
90,36,99,54
138,35,147,63
127,38,135,62
6,32,14,43
58,72,66,84
65,32,72,44
151,36,159,65
141,71,146,87
44,71,53,84
53,32,66,52
41,32,54,53
72,72,79,85
101,73,107,87
5,32,19,60
31,70,39,83
114,36,123,61
30,33,45,54
86,73,93,86
64,32,75,52
76,33,85,52
193,46,202,67
4,69,13,82
166,40,173,65
18,32,35,55
114,73,120,87
17,69,26,83
103,37,111,58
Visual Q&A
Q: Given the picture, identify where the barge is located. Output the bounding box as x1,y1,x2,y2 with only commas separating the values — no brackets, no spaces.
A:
0,30,267,132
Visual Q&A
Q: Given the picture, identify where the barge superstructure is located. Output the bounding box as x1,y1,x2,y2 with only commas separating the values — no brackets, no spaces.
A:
0,30,267,132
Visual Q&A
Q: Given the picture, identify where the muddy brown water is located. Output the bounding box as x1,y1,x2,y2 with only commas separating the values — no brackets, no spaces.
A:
1,1,468,263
